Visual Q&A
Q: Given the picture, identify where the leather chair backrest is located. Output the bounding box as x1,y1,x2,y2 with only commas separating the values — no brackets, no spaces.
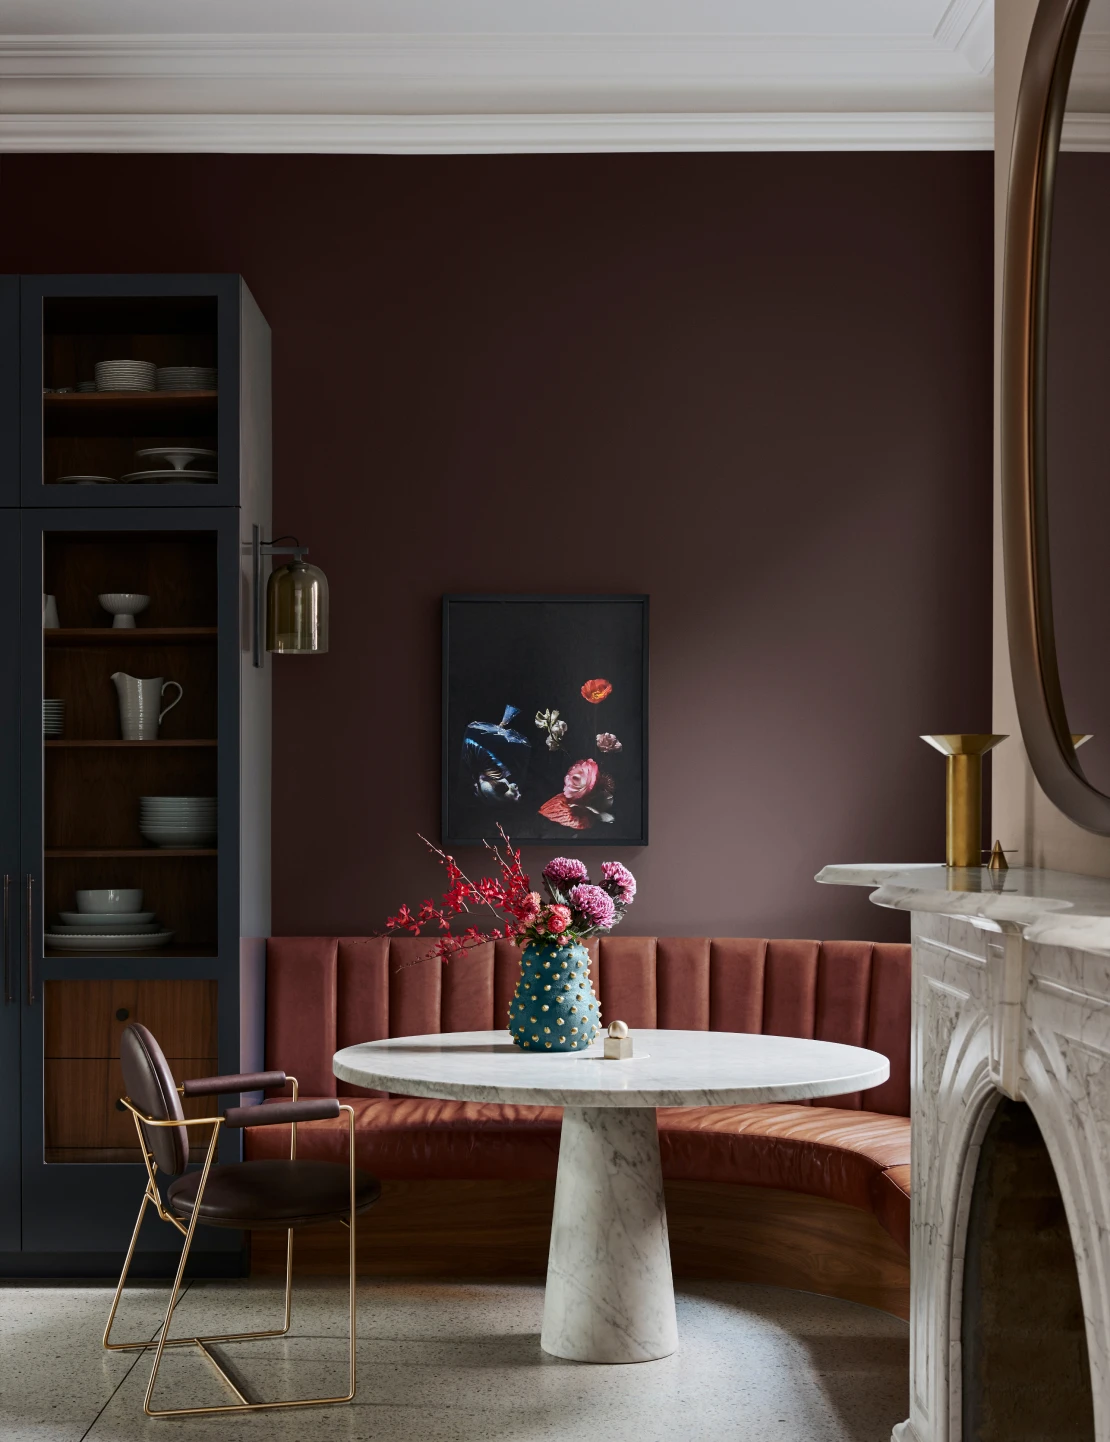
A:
120,1022,189,1175
265,935,911,1116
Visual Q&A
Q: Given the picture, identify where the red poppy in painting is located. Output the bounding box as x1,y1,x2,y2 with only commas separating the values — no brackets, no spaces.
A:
581,678,612,704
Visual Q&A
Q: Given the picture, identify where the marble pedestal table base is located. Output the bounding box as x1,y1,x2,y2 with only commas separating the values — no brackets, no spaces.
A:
542,1105,676,1363
333,1029,889,1366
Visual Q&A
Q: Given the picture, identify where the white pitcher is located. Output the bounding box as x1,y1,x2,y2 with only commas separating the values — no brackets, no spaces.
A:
111,673,183,741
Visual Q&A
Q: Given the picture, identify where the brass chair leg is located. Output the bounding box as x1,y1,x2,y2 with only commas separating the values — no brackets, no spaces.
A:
108,1103,360,1418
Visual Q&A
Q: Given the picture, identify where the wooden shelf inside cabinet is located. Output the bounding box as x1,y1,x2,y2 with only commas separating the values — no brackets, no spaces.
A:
45,848,217,858
44,739,217,749
43,944,218,960
44,390,217,411
44,627,217,646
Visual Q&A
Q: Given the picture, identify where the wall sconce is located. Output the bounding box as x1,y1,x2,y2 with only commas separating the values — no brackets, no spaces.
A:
251,525,329,668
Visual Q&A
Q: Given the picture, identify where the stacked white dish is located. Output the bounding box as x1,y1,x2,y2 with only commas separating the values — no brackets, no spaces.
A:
156,366,216,392
135,447,217,472
95,359,156,392
76,380,97,393
140,796,217,848
43,699,65,737
45,888,174,951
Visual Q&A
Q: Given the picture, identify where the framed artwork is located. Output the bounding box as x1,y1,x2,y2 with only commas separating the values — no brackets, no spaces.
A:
442,595,648,846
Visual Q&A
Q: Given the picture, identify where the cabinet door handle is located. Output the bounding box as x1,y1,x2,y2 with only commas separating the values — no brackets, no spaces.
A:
25,875,33,1005
2,874,10,1004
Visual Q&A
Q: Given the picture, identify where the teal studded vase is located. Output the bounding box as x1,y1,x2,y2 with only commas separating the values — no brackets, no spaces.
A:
508,941,601,1052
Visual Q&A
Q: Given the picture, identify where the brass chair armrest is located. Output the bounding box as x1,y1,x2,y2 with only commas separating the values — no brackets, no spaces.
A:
224,1099,341,1129
181,1070,287,1097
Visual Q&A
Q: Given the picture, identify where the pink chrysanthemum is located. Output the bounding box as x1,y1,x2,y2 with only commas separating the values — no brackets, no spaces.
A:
601,861,636,905
568,883,617,930
543,857,589,886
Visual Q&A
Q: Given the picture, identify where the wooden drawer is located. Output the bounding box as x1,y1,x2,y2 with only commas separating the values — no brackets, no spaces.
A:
44,978,217,1059
44,1056,218,1156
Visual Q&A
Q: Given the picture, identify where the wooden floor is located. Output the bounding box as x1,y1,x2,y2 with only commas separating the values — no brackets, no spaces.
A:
251,1178,910,1320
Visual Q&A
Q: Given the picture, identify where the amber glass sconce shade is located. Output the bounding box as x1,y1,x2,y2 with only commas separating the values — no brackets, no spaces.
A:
266,557,329,655
250,525,329,666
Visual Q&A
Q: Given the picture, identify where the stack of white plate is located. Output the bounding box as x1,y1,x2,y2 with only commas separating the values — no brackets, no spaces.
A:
156,366,216,392
45,888,174,951
76,381,97,393
43,699,65,737
95,359,156,392
135,447,217,472
139,796,217,848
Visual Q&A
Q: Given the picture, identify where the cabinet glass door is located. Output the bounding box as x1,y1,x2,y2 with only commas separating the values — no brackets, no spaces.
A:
20,275,240,509
19,507,240,1258
0,511,21,1251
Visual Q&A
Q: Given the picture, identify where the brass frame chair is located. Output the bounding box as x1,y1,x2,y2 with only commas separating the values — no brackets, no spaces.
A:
102,1022,380,1418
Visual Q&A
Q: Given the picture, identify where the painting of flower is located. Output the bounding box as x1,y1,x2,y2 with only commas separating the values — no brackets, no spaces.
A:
442,596,648,846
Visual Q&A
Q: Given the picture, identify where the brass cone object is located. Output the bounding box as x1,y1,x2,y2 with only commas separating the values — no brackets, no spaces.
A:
921,735,1008,869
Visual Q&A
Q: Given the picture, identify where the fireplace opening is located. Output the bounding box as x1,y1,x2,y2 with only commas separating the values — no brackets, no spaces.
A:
961,1098,1094,1441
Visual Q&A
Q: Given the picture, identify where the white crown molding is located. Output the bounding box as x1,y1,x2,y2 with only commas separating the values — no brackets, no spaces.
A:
0,110,995,154
1061,113,1110,151
0,5,996,153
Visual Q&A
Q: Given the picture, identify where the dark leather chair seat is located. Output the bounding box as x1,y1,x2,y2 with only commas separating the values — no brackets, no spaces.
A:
167,1159,381,1230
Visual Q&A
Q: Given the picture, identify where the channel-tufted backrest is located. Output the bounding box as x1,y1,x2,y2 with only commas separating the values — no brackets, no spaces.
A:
264,936,910,1116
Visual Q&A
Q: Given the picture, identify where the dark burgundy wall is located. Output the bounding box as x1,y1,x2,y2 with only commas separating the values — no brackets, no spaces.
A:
0,153,993,941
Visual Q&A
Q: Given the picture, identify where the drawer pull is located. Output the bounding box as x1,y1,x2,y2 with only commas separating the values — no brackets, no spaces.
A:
115,1008,130,1021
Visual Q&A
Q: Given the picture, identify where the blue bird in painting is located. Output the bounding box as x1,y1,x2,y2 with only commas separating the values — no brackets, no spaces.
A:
462,705,532,804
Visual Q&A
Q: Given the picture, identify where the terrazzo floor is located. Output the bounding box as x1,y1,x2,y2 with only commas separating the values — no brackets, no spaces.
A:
0,1277,908,1441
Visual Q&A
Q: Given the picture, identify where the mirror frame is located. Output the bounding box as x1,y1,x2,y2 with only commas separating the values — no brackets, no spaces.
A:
1001,0,1110,832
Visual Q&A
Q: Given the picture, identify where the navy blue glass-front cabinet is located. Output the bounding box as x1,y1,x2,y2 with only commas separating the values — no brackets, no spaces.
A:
1,276,272,1276
0,511,21,1252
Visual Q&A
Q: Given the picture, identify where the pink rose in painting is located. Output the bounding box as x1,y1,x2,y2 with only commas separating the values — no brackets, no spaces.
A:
595,733,621,753
563,759,599,802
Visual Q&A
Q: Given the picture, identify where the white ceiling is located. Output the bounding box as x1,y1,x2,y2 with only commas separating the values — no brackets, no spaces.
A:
0,0,996,153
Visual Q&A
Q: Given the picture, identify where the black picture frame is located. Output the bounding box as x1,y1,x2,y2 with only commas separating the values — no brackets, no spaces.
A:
442,595,649,847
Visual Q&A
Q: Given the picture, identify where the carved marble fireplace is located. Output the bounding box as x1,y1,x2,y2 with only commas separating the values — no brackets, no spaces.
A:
819,864,1110,1442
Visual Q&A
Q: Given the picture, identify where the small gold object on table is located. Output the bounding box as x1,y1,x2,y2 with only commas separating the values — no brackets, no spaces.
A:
921,734,1008,868
987,840,1009,872
604,1020,632,1060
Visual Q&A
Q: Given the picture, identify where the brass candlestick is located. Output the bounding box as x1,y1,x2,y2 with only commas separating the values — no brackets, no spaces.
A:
921,734,1008,868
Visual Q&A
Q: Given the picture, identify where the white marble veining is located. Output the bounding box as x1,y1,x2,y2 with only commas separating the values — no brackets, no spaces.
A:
821,863,1110,1442
816,862,1110,953
541,1107,677,1364
333,1028,889,1108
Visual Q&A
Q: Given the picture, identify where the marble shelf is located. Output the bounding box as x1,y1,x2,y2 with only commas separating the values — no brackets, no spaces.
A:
816,862,1110,955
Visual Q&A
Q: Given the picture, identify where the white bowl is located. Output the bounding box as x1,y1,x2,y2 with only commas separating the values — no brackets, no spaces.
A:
99,593,150,629
59,910,155,925
76,888,143,914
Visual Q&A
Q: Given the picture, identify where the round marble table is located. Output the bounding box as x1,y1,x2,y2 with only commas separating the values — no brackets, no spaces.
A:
333,1029,889,1364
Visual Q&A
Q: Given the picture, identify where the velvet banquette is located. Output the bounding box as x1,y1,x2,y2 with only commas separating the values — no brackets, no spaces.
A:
250,936,911,1316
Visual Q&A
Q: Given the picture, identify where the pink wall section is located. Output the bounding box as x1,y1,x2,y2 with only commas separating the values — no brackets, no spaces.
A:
0,152,994,941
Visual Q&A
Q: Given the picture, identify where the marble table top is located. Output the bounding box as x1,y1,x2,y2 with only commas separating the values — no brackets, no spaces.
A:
333,1029,889,1108
816,862,1110,954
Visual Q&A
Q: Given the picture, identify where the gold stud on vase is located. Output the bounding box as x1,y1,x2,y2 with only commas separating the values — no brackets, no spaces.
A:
921,734,1008,868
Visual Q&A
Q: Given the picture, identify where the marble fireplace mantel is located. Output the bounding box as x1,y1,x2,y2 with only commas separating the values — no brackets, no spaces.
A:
816,862,1110,955
818,862,1110,1442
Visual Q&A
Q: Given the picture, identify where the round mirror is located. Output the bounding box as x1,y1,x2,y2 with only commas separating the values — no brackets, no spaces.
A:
1048,1,1110,792
1002,0,1110,831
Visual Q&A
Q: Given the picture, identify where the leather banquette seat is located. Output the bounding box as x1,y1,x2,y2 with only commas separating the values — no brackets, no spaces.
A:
249,935,911,1297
